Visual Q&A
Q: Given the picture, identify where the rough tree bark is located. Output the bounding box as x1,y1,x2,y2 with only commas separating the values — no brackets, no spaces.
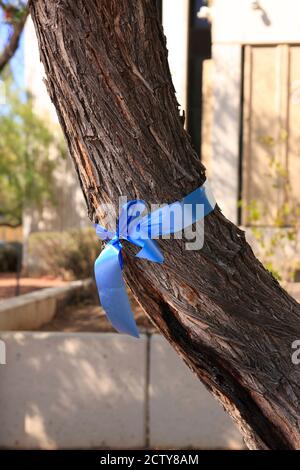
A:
30,0,300,449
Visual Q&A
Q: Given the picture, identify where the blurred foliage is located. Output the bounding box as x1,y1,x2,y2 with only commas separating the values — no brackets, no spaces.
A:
0,1,27,23
0,70,66,226
0,0,28,17
240,129,300,282
28,228,100,280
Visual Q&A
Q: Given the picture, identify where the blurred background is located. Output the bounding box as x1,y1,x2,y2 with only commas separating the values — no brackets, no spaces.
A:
0,0,299,450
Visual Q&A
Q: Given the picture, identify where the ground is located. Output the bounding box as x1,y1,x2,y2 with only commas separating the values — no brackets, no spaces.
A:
29,281,300,334
1,273,300,334
0,273,66,300
0,273,155,332
40,294,155,333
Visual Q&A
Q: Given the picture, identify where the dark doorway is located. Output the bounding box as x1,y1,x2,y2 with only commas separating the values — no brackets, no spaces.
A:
187,0,212,158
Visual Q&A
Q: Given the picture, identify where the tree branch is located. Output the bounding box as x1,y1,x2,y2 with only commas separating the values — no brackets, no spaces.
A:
0,4,28,73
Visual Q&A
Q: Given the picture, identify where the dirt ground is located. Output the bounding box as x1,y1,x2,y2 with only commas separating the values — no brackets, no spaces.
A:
2,273,300,334
40,281,300,333
40,288,156,333
0,273,155,333
0,274,66,301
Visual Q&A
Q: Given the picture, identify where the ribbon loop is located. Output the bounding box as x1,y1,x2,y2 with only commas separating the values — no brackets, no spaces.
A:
94,181,216,337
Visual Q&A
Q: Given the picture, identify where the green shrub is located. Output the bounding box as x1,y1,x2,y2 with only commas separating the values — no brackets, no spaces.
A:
27,227,101,280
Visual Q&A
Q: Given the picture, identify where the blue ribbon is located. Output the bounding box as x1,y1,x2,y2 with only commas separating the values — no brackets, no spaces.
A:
94,181,216,337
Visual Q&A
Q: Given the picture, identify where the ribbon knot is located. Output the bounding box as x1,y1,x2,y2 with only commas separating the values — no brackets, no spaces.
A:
94,181,216,338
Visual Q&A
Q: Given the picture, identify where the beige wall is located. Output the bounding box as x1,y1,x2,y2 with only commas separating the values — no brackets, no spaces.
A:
208,0,300,224
162,0,189,115
242,44,300,225
24,18,58,122
0,226,22,243
213,0,300,45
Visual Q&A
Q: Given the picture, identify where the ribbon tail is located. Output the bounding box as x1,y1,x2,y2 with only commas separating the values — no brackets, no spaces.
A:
94,243,139,338
135,239,164,263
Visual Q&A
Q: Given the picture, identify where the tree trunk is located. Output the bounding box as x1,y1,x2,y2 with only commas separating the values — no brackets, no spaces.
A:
30,0,300,449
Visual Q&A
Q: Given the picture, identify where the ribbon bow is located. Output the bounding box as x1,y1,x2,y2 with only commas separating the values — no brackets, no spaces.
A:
94,181,216,338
